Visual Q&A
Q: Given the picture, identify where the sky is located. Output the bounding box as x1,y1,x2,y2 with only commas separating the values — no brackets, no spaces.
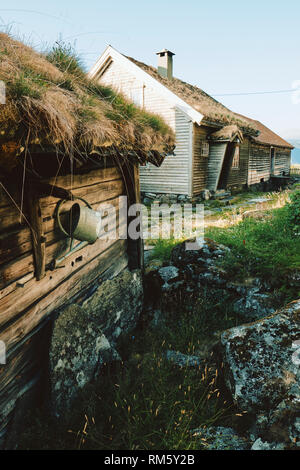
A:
1,0,300,155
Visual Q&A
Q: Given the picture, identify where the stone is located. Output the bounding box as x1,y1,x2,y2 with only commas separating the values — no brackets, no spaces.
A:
242,210,273,221
220,300,300,413
158,266,179,285
143,197,153,206
251,438,285,451
201,189,211,201
191,426,250,450
165,350,203,368
145,193,157,199
219,300,300,449
49,269,143,416
145,258,163,273
233,288,276,321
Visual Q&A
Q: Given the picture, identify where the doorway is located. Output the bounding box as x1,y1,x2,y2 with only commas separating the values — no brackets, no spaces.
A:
217,143,235,189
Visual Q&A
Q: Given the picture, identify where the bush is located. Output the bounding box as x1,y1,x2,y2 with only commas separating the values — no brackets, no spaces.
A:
287,190,300,233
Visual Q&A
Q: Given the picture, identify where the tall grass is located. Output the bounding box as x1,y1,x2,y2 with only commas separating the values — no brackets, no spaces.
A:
206,205,300,299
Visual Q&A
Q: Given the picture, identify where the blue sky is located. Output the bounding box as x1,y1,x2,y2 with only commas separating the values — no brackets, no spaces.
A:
1,0,300,156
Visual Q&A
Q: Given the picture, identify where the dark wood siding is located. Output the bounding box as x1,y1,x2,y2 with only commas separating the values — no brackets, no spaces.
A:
192,124,209,196
226,138,250,188
0,164,130,443
274,149,291,176
248,143,271,185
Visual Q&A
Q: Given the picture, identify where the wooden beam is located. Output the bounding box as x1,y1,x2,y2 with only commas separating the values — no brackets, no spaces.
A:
26,190,46,281
133,163,144,271
123,162,144,271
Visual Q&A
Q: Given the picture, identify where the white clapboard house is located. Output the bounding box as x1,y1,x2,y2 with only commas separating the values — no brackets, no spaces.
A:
89,46,293,198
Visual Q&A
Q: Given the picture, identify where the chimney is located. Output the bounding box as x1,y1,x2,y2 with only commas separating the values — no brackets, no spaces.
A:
156,49,175,80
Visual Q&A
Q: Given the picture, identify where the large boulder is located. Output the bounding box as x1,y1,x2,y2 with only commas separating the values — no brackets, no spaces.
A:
171,238,277,321
49,269,143,416
191,426,250,450
219,299,300,448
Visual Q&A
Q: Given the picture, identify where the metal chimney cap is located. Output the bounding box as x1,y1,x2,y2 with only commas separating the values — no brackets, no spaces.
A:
156,49,175,57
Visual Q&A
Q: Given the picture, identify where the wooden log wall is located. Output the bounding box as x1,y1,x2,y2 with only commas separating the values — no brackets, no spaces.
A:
0,162,134,444
274,149,291,176
247,143,272,185
225,138,250,189
248,144,291,185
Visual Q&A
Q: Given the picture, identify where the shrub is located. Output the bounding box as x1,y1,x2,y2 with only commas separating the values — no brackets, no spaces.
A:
287,190,300,233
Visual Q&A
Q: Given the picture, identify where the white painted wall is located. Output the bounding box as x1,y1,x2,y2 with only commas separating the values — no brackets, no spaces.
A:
98,59,192,195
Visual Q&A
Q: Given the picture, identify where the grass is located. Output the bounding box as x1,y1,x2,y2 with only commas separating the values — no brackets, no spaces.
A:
205,205,300,301
0,34,175,159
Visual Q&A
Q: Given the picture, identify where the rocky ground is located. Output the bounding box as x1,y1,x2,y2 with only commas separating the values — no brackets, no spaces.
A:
143,238,300,450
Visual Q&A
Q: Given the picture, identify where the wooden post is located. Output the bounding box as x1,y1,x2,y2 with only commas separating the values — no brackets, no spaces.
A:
123,162,144,271
133,163,144,271
26,189,46,280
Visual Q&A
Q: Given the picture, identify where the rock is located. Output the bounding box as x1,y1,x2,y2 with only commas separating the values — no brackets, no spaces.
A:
251,438,285,451
49,269,143,416
201,189,211,201
171,238,230,268
220,299,300,412
242,210,273,221
255,399,300,447
233,288,276,321
212,190,231,200
145,193,157,200
219,300,300,449
49,305,119,417
169,239,280,321
144,258,163,273
143,197,153,206
165,350,203,368
191,426,250,450
158,266,179,289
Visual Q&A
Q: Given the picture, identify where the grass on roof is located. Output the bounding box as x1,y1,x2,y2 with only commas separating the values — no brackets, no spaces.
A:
0,34,175,161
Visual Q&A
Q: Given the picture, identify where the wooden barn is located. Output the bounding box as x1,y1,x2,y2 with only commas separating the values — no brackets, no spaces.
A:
0,34,174,446
89,46,293,197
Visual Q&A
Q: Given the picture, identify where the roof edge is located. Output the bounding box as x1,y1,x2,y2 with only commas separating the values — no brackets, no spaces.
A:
88,46,204,125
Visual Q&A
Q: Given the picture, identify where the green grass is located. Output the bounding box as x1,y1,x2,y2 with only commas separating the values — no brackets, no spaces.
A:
148,237,181,263
206,205,300,301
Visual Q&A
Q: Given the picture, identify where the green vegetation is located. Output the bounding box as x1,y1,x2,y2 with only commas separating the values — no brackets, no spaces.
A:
46,42,171,136
46,42,86,78
150,237,182,263
287,190,300,232
206,205,300,301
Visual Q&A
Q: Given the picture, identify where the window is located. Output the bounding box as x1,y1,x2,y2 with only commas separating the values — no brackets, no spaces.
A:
200,141,209,157
232,145,240,169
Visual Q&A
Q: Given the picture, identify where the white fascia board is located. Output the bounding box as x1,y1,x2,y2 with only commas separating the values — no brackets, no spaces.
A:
88,46,204,126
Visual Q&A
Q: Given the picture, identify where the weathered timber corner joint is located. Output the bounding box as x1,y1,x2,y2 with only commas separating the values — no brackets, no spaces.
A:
0,33,175,447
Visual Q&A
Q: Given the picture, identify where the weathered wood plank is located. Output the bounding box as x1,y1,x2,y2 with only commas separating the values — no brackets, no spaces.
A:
0,235,127,331
1,240,128,354
26,191,46,280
